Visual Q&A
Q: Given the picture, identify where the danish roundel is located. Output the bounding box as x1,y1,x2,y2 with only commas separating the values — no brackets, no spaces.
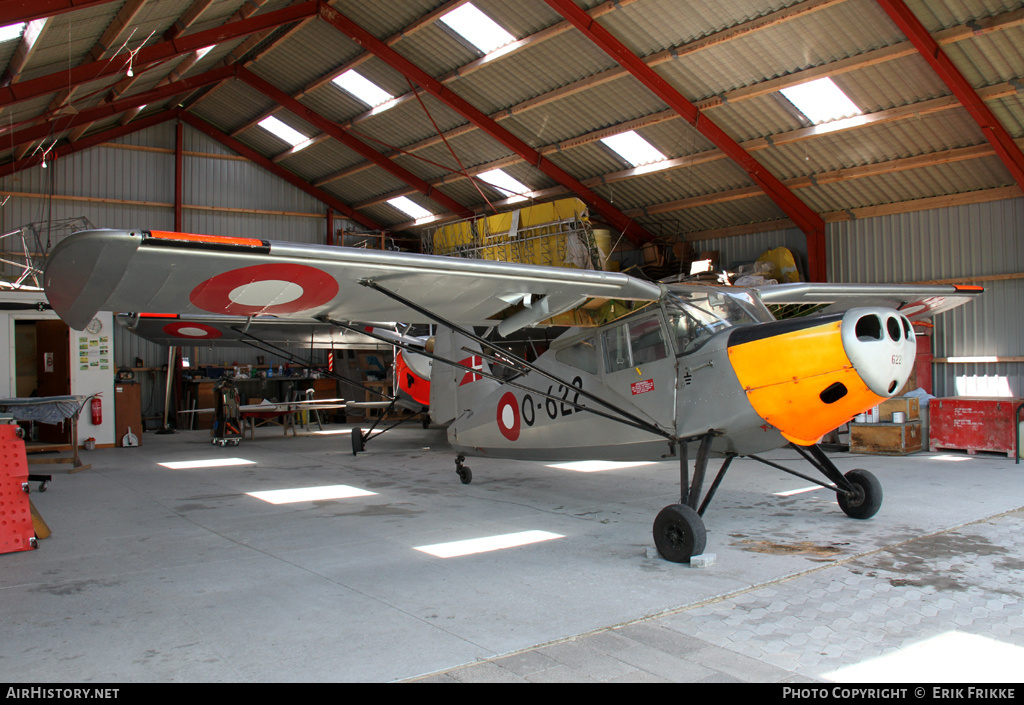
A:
162,322,222,339
189,264,339,315
496,391,521,442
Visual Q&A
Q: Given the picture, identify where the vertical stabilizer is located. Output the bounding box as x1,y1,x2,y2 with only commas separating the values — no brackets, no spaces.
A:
428,329,500,426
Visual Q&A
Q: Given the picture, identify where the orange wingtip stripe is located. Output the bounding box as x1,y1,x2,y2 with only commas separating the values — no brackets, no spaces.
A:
139,313,178,318
147,230,265,247
953,285,984,291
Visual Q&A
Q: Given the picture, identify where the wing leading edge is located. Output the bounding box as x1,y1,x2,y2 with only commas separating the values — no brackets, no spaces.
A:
44,229,662,332
754,281,984,320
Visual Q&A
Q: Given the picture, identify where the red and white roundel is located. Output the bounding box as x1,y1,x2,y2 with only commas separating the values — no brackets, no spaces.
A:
162,322,223,340
496,391,520,442
189,264,339,315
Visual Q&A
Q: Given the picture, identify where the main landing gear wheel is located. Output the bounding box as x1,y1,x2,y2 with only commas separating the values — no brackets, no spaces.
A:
837,468,882,519
351,429,364,455
653,503,707,563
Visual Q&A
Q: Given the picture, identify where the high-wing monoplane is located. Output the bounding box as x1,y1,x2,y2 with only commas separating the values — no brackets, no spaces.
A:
44,229,983,562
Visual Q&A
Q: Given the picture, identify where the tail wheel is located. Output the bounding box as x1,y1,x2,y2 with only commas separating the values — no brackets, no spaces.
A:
653,504,706,563
837,468,882,519
455,454,472,484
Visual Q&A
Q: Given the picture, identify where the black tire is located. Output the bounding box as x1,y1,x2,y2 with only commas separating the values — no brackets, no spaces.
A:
351,429,364,455
653,504,707,563
837,468,882,519
457,466,472,484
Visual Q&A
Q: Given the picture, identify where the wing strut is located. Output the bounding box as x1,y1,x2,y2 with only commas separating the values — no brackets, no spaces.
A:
357,280,674,440
321,315,670,439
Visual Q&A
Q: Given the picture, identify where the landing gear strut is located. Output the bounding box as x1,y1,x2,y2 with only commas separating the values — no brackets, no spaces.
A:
653,431,732,564
654,436,884,564
350,400,430,456
785,443,883,520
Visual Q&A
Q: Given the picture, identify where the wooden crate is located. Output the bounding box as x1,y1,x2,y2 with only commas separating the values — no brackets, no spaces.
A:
850,421,923,456
878,396,920,422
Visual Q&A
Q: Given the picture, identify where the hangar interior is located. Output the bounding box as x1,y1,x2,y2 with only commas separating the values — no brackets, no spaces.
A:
1,0,1023,684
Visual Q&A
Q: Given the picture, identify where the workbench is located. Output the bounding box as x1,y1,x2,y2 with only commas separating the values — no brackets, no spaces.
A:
0,395,92,472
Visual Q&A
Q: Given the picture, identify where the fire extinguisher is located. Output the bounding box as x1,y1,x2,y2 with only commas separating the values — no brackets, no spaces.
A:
91,395,102,425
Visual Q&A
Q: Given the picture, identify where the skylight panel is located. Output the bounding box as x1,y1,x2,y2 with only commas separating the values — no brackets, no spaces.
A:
477,169,529,203
194,45,214,61
779,77,861,124
388,196,432,220
332,70,394,107
600,131,666,167
438,3,515,54
258,116,309,148
0,22,25,43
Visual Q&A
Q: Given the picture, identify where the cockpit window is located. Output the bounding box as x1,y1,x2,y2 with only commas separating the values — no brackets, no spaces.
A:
666,286,772,355
603,323,632,373
601,315,668,373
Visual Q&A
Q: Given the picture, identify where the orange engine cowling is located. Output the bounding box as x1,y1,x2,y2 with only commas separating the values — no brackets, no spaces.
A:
727,308,916,445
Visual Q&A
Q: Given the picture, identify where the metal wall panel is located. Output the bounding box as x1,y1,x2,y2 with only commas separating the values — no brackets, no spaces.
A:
3,122,339,425
828,198,1024,398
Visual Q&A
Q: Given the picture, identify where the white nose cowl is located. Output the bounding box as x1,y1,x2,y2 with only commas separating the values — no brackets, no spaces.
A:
840,308,917,397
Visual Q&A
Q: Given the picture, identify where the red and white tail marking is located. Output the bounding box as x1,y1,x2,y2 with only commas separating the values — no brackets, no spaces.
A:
458,355,485,386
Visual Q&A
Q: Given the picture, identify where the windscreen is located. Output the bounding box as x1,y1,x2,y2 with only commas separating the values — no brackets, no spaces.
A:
665,286,773,355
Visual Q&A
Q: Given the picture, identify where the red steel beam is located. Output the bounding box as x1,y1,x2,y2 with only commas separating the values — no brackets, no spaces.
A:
0,0,119,26
0,109,177,179
318,3,655,245
875,0,1024,188
542,0,827,280
0,1,317,109
178,111,382,231
237,66,473,219
3,65,235,149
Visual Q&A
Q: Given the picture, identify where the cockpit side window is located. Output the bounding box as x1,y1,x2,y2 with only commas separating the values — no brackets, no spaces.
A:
602,323,632,373
602,316,668,373
629,317,667,365
555,335,598,374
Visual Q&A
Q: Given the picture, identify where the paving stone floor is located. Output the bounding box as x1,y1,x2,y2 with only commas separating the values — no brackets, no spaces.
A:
412,509,1024,683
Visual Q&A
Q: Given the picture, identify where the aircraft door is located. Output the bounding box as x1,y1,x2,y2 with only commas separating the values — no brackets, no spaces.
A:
599,313,676,428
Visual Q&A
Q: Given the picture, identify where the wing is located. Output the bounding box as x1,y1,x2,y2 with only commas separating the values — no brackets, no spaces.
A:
44,230,662,333
753,282,984,320
119,313,401,349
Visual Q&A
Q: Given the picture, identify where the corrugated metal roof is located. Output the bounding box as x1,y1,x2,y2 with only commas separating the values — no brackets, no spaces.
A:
3,0,1024,247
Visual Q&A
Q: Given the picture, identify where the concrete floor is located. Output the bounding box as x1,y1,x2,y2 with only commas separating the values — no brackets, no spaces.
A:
3,422,1023,683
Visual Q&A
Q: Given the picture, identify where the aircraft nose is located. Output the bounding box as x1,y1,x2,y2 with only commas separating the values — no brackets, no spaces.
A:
840,308,916,397
727,307,917,446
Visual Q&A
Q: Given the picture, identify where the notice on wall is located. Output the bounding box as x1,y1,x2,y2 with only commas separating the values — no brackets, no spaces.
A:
78,335,111,371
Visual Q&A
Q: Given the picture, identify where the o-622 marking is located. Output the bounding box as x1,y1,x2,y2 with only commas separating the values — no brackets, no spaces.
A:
521,376,583,427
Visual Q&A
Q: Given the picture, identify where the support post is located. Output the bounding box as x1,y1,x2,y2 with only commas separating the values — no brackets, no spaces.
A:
174,120,183,231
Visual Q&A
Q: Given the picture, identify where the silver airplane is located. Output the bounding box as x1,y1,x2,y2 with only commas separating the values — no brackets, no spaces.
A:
44,229,982,563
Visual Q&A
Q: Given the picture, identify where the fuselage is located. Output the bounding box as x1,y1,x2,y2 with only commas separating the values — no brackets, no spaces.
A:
446,284,917,461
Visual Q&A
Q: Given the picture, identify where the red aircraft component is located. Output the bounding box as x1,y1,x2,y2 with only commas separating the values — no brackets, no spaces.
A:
395,351,431,407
